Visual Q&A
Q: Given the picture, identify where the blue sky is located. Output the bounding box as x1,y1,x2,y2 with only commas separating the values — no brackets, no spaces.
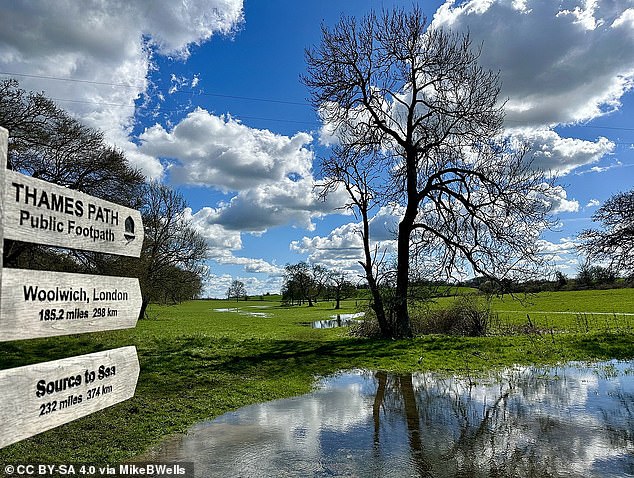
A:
1,1,633,297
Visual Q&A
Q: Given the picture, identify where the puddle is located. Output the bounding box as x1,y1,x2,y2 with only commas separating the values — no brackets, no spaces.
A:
311,312,365,328
140,360,634,477
213,308,271,318
242,312,271,318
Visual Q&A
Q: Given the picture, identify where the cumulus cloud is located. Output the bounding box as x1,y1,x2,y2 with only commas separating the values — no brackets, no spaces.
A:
182,207,243,252
537,237,580,256
535,237,582,275
290,206,400,272
532,184,580,214
184,206,283,276
140,109,314,191
0,0,244,177
509,129,615,175
141,108,351,232
432,1,634,127
586,199,601,208
431,0,634,175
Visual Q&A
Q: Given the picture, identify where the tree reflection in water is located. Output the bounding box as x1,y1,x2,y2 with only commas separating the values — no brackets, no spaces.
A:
370,364,634,477
136,361,634,477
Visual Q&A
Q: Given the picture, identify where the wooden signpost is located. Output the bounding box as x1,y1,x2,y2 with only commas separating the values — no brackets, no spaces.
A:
3,169,143,257
0,346,140,449
0,126,144,448
0,268,142,341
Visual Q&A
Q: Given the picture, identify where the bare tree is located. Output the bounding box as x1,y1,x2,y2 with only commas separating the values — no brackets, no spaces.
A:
137,181,208,317
308,263,330,305
328,271,357,310
578,189,634,279
304,7,555,338
227,279,247,302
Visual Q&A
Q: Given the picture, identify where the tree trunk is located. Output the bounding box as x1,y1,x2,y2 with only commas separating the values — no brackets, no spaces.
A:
359,202,392,337
393,218,414,338
138,297,150,320
367,273,389,336
391,149,418,339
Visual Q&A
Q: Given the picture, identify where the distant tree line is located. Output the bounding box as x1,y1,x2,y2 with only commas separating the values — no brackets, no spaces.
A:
281,262,357,309
464,264,629,295
0,79,208,317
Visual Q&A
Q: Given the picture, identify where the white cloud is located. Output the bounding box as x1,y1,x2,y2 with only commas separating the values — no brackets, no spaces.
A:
140,109,314,191
290,206,401,272
429,0,634,175
533,184,580,214
0,0,244,177
586,199,601,208
182,207,243,252
508,129,615,175
290,222,365,268
575,160,625,175
536,237,582,276
141,108,351,233
216,256,283,276
537,237,580,255
432,1,634,127
203,273,283,298
184,206,283,274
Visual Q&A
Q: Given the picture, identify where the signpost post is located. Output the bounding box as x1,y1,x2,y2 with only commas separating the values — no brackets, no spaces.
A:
0,126,144,448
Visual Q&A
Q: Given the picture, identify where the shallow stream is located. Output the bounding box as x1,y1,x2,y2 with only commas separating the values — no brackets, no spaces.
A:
140,361,634,477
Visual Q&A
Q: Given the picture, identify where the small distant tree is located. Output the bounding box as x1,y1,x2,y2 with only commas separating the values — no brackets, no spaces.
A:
282,262,313,306
554,270,568,290
227,280,247,302
579,190,634,279
329,271,357,309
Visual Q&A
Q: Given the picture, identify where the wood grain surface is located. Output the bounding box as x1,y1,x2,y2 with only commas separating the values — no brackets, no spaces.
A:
0,346,140,448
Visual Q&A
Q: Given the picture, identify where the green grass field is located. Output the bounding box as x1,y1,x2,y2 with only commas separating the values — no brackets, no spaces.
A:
1,289,633,464
429,287,634,333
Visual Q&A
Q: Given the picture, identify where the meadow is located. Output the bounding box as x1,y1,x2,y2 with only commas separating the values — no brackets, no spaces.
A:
0,288,633,464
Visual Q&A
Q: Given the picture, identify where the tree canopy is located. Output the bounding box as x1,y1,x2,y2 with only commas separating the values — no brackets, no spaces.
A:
227,279,247,301
136,181,208,316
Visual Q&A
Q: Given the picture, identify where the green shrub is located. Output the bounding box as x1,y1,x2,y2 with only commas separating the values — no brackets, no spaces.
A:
350,296,493,337
413,296,492,336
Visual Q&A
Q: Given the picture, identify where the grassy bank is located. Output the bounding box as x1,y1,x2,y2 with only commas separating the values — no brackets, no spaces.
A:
1,291,633,464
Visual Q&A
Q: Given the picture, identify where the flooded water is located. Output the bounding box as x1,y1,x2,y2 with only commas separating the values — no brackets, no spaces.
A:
213,308,272,318
141,361,634,477
311,312,365,328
